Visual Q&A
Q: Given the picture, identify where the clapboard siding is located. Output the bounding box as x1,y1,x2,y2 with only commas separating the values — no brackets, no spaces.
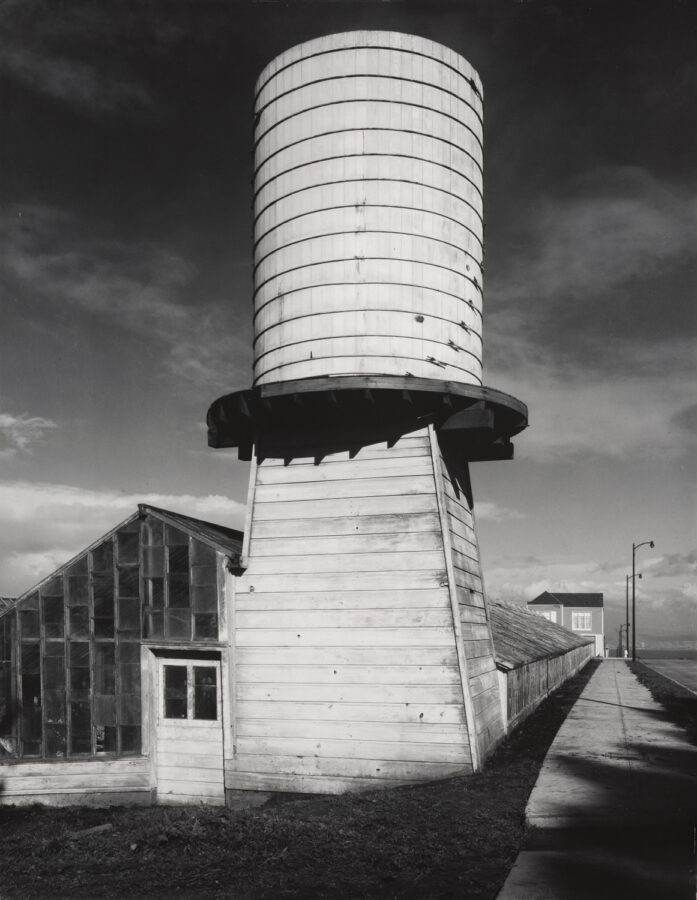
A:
231,428,473,791
0,758,151,805
436,442,505,763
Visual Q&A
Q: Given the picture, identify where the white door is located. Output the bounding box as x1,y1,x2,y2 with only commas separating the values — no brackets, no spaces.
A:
156,658,225,805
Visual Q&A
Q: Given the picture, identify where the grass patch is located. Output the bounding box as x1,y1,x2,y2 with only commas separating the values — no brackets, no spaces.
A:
0,660,599,900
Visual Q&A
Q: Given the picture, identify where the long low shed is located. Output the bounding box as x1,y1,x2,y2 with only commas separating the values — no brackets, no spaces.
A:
490,601,595,730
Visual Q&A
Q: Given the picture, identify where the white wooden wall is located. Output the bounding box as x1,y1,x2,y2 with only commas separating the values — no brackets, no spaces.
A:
227,426,502,794
0,758,151,806
435,447,505,760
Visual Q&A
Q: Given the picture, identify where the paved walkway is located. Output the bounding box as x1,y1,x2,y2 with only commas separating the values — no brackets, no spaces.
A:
498,659,697,899
641,658,697,696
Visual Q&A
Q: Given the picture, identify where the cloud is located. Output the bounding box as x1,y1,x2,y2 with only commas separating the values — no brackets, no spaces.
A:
0,45,153,113
487,166,697,379
0,480,246,597
474,501,525,522
0,413,57,461
1,204,252,393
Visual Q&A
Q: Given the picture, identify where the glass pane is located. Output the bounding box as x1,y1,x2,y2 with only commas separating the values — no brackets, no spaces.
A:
118,641,140,663
94,694,116,724
94,618,115,639
67,575,89,605
163,666,187,718
68,606,89,638
117,531,139,565
44,690,66,723
119,664,140,694
143,546,164,578
95,643,115,666
118,568,139,598
43,656,65,689
118,693,141,725
91,540,114,573
70,668,90,693
67,556,88,576
194,613,218,640
42,595,65,639
144,610,164,639
96,724,117,753
193,667,217,720
93,573,114,609
143,518,163,546
168,545,189,573
21,643,40,673
69,642,90,667
165,525,188,546
118,597,140,631
192,585,217,612
119,724,141,754
22,673,41,705
165,609,190,640
41,575,63,597
167,574,190,609
191,541,216,568
95,667,115,694
20,610,40,639
70,701,91,754
45,722,66,757
146,577,164,609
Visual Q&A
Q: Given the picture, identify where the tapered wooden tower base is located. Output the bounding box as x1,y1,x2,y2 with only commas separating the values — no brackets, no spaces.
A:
228,426,504,794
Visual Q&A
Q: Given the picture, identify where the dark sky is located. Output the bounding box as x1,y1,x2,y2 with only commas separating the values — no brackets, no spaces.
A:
1,0,695,646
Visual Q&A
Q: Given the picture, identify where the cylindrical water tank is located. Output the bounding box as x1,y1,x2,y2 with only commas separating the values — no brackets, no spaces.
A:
252,31,484,388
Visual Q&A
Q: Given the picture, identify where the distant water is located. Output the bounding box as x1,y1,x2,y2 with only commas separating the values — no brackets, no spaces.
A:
636,649,697,660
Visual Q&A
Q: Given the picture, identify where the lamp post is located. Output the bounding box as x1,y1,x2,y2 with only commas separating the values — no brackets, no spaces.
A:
632,540,654,660
625,572,642,658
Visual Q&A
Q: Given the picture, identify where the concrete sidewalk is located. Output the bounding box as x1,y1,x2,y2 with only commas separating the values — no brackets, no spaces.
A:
498,659,697,899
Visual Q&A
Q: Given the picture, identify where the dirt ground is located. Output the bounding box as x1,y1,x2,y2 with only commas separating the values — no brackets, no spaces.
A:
0,662,601,900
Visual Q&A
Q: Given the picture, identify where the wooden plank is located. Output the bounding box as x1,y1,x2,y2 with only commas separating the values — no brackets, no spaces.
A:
236,570,447,593
462,638,494,659
466,655,497,678
246,550,447,575
235,736,470,765
235,627,457,648
237,664,460,686
249,530,443,557
237,682,463,704
253,494,439,520
458,605,488,625
0,773,151,791
251,512,442,539
224,770,471,795
156,725,223,743
255,474,436,503
468,669,499,698
236,646,458,667
236,608,453,630
460,623,492,641
225,753,468,780
157,765,223,783
236,718,467,744
259,436,430,466
256,457,433,483
236,700,465,725
235,588,450,611
240,456,257,567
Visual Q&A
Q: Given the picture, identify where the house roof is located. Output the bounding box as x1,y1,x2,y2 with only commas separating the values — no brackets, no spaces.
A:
0,506,244,619
490,600,594,670
528,591,604,608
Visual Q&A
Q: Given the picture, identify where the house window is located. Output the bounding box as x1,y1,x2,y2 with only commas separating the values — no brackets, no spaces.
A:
536,610,557,623
572,612,592,631
163,665,217,721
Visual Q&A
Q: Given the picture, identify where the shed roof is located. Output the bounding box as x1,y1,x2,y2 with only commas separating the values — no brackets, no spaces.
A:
490,600,594,671
0,598,15,616
528,591,603,608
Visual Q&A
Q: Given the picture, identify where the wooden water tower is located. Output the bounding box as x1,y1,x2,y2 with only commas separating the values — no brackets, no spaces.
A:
208,32,527,793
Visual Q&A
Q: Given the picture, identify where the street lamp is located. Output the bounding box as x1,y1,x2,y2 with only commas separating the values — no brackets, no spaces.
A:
632,540,654,660
625,572,641,658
